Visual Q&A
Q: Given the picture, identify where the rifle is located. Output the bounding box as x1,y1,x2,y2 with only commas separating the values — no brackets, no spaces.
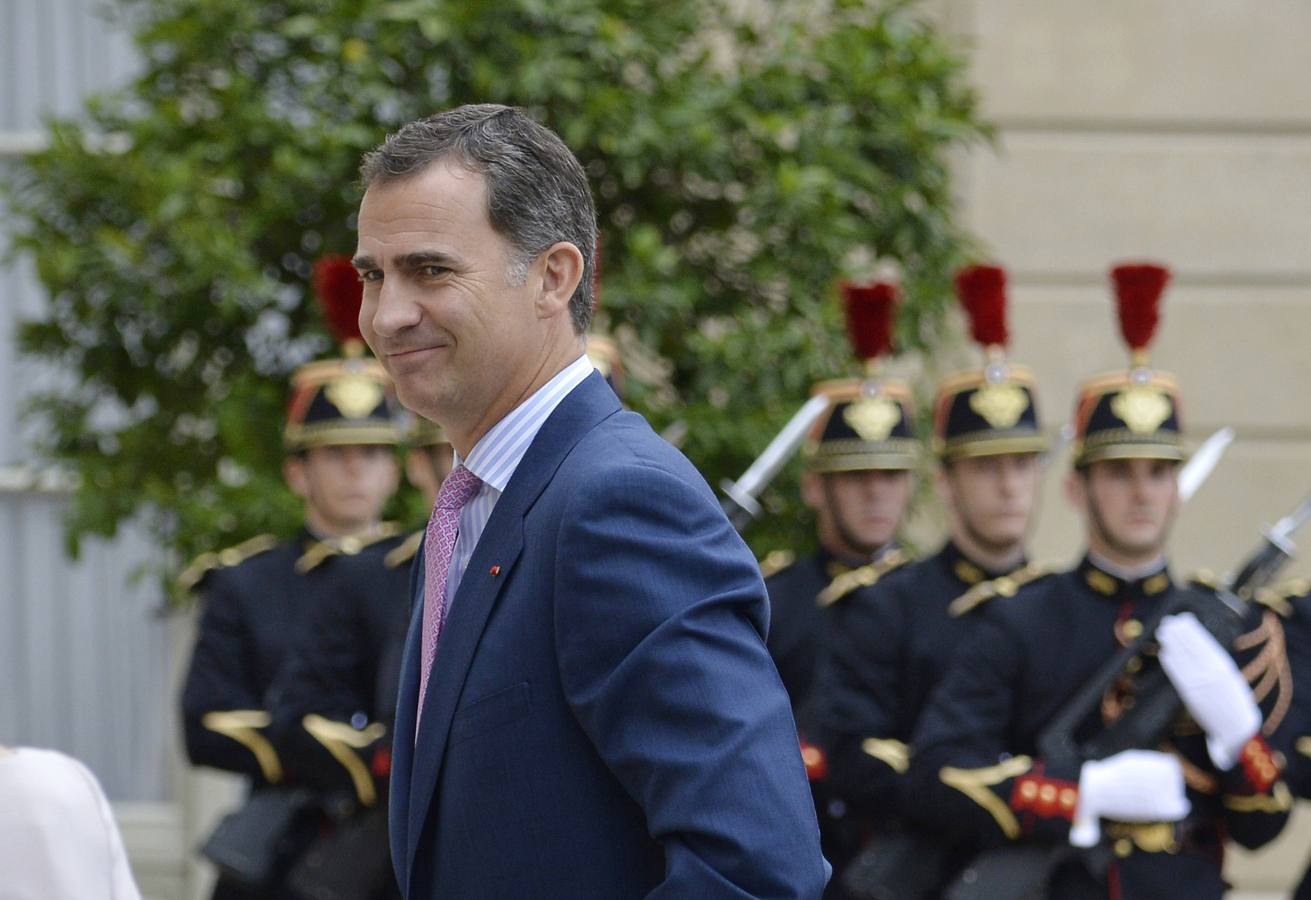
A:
945,494,1311,898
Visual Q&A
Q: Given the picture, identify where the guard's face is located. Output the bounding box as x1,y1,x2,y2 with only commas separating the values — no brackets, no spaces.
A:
1069,457,1180,562
804,468,912,559
354,161,545,442
940,452,1041,555
285,444,399,535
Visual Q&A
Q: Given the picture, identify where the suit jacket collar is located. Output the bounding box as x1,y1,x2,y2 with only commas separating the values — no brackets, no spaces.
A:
398,371,622,884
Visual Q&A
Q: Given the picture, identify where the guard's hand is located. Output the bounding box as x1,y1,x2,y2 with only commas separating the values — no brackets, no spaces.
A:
1157,611,1262,770
1070,749,1189,848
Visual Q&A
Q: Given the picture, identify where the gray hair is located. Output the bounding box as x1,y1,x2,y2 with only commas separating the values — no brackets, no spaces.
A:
359,104,596,333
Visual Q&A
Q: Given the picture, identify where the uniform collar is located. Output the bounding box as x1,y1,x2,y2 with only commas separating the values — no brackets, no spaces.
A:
1076,553,1172,601
939,540,1022,588
816,542,898,580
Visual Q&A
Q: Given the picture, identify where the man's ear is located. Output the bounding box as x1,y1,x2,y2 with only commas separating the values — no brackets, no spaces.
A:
535,241,585,320
283,456,309,500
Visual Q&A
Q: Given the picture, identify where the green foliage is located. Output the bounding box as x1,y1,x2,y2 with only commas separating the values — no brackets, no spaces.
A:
5,0,987,594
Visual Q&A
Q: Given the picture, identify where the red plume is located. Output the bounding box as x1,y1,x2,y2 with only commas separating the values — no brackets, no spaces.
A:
953,264,1008,349
312,254,364,345
840,281,899,362
1110,263,1170,353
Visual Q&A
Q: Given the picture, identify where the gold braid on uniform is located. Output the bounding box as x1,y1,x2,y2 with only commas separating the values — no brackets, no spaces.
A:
1254,577,1310,620
1223,782,1293,813
861,738,910,774
385,530,425,569
757,549,795,579
302,714,388,806
1233,611,1293,734
815,549,908,608
176,534,279,593
201,710,283,783
938,755,1033,840
295,522,403,573
949,562,1056,618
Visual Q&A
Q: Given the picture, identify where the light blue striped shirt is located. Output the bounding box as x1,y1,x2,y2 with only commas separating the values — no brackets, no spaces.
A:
442,354,596,608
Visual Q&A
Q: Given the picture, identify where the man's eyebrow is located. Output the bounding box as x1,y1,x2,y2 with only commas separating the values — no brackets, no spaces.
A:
396,250,459,270
351,250,460,271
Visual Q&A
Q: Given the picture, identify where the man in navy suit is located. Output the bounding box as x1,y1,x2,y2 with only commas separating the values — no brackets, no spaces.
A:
351,104,827,899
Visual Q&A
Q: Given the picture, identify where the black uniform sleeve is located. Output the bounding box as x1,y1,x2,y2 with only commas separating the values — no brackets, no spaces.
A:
811,586,910,813
905,615,1079,848
180,570,282,782
269,570,390,805
764,569,816,709
1215,607,1295,849
1274,593,1311,799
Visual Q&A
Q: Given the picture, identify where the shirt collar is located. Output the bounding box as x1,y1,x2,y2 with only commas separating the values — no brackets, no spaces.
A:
457,353,595,492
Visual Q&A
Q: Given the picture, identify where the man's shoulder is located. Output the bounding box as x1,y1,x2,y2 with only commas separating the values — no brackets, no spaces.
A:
561,409,713,498
948,561,1065,620
178,534,292,595
816,548,913,609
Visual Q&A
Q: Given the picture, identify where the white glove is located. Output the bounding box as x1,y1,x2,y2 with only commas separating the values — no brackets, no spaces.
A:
1070,749,1189,848
1157,611,1262,770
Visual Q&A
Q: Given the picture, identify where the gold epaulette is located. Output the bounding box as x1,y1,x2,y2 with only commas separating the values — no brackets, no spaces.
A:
384,530,425,569
816,548,909,608
758,549,796,579
949,561,1056,618
1254,578,1311,619
176,534,279,593
1190,568,1223,591
296,522,404,574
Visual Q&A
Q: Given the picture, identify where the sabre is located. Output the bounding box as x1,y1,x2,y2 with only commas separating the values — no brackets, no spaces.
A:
720,394,830,532
1178,426,1235,502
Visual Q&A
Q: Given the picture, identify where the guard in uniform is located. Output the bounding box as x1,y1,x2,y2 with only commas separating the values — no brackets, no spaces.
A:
1258,577,1311,896
904,263,1292,899
765,280,918,717
267,413,449,900
762,280,919,891
811,264,1049,896
179,256,405,899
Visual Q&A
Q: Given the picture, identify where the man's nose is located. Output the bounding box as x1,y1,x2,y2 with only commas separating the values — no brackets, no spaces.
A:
367,281,422,338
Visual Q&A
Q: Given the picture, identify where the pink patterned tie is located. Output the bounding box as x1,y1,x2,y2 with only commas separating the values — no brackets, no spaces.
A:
417,464,484,721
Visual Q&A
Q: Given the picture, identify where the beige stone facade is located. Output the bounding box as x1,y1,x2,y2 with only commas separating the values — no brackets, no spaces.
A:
937,1,1311,893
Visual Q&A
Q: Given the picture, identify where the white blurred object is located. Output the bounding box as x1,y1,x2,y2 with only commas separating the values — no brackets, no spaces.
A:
0,746,142,899
1158,612,1262,769
1070,749,1189,848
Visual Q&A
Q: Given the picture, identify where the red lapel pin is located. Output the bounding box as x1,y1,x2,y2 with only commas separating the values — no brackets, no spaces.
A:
489,565,501,577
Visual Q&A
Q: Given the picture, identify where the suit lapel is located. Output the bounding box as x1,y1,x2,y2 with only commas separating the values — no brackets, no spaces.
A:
403,372,622,883
388,550,425,894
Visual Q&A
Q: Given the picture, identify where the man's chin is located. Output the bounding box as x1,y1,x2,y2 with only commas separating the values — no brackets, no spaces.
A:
1107,530,1167,561
395,381,444,419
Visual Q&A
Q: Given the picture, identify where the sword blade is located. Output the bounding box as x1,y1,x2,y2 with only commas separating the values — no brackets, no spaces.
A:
1178,426,1234,503
728,393,831,502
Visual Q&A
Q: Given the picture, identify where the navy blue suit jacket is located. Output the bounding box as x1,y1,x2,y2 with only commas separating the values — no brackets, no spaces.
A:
389,372,826,898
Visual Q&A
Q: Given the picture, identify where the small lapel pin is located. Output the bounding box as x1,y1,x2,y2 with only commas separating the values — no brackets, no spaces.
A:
489,565,501,577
